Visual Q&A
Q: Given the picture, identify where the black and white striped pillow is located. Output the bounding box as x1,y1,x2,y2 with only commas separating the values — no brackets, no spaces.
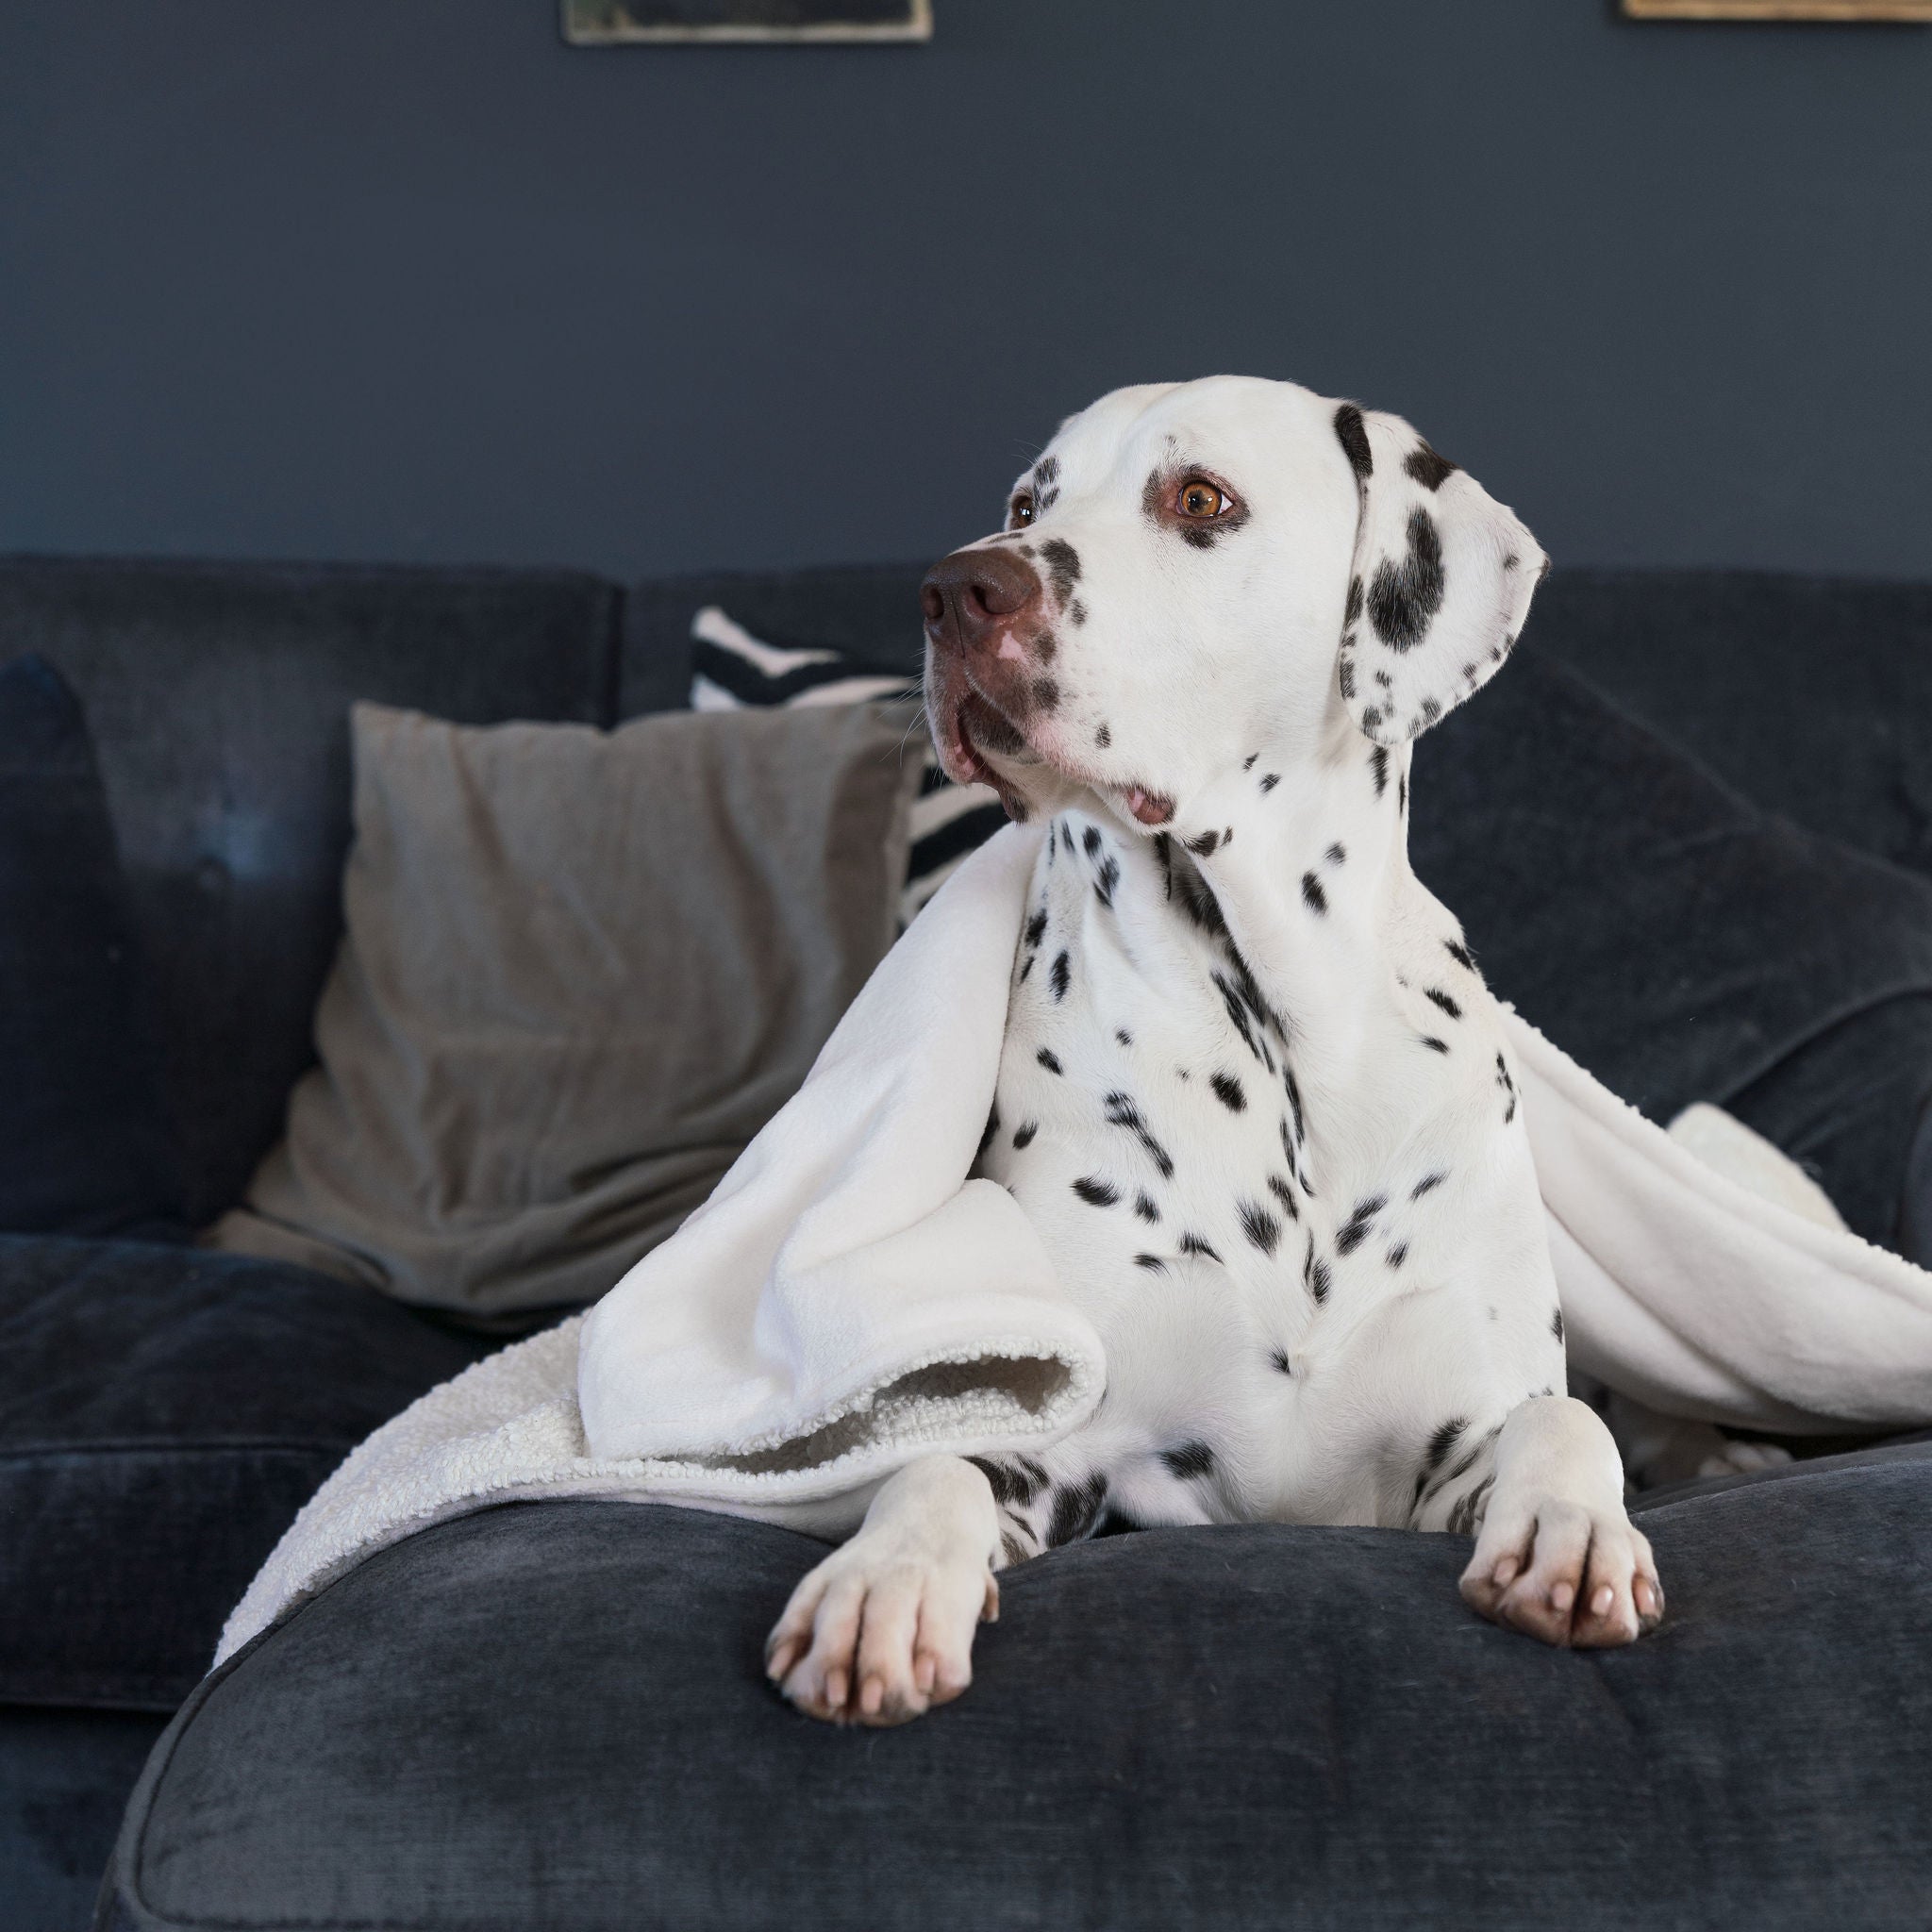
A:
688,606,1007,924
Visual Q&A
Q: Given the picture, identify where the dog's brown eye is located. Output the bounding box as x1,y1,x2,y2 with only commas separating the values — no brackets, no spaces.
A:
1008,491,1036,528
1177,479,1227,519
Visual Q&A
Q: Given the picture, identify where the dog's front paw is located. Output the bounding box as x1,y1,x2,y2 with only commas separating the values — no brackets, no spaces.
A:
765,1527,999,1726
1459,1494,1663,1648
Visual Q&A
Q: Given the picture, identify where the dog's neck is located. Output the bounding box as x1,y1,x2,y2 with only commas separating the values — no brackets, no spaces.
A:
1089,715,1424,1115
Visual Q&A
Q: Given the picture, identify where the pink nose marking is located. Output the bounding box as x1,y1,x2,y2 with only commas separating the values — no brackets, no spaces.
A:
997,634,1025,662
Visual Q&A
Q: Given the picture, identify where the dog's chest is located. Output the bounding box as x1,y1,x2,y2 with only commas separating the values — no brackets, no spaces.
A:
974,812,1420,1524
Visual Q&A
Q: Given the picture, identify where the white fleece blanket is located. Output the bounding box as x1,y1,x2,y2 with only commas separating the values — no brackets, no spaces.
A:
216,824,1932,1665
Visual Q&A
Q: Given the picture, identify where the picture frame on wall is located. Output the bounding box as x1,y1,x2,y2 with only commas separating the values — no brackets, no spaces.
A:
562,0,933,43
1623,1,1932,16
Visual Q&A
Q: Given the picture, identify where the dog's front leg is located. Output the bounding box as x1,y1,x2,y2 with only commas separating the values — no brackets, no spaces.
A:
765,1454,1002,1726
1457,1395,1666,1647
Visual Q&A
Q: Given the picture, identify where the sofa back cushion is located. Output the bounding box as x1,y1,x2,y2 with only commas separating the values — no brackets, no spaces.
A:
0,558,619,1224
1532,569,1932,886
0,655,183,1237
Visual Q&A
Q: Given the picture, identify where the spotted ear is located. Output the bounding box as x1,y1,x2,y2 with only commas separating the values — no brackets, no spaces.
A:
1332,404,1547,746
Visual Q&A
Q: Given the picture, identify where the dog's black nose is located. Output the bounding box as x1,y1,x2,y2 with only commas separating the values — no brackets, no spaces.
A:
921,546,1042,652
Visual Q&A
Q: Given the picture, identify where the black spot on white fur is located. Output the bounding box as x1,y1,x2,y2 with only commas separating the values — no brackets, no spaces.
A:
1104,1091,1175,1179
1552,1307,1565,1343
1210,1072,1246,1113
1301,872,1327,914
1239,1200,1281,1257
1178,1231,1223,1263
1334,404,1373,484
1050,950,1071,1000
1012,1122,1038,1150
1424,1417,1466,1473
1040,537,1081,605
1303,1232,1331,1306
1073,1175,1119,1208
1037,1047,1063,1075
1047,1473,1108,1547
1265,1174,1299,1222
970,1454,1049,1509
1368,508,1446,653
1405,441,1457,491
1335,1196,1385,1257
1159,1441,1216,1482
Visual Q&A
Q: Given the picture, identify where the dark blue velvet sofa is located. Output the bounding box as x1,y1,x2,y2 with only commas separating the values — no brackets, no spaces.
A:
2,554,1928,1930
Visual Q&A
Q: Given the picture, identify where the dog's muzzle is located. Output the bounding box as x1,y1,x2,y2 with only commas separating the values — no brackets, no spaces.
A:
921,546,1050,791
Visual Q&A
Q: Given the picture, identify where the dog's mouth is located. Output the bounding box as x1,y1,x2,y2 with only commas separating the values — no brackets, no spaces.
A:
929,662,1040,810
948,690,1027,785
933,675,1177,832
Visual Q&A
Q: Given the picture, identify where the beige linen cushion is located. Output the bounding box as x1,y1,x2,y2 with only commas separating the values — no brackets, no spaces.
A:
208,699,919,1321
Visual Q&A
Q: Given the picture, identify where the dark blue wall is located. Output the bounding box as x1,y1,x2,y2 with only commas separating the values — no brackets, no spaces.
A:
3,2,1928,581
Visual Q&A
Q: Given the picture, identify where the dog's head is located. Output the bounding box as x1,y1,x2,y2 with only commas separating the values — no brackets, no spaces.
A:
922,375,1546,827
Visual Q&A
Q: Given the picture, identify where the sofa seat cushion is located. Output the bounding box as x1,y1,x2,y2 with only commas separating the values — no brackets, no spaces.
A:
0,1236,492,1709
106,1448,1932,1931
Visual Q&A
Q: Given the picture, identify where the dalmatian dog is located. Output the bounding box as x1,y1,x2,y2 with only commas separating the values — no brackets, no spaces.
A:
764,375,1668,1727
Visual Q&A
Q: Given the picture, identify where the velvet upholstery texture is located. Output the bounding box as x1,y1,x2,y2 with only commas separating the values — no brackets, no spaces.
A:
1412,654,1932,1254
0,558,620,1224
0,1708,168,1932
0,654,182,1238
0,1236,492,1709
105,1450,1932,1932
1532,570,1932,885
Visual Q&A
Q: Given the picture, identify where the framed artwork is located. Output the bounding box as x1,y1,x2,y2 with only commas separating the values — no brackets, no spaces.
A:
563,0,932,42
1624,1,1932,15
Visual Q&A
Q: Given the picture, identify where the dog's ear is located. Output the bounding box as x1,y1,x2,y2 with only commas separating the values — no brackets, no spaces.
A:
1332,404,1547,746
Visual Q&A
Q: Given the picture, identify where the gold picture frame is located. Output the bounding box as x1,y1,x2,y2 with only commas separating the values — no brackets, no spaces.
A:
1624,1,1932,16
563,0,932,43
